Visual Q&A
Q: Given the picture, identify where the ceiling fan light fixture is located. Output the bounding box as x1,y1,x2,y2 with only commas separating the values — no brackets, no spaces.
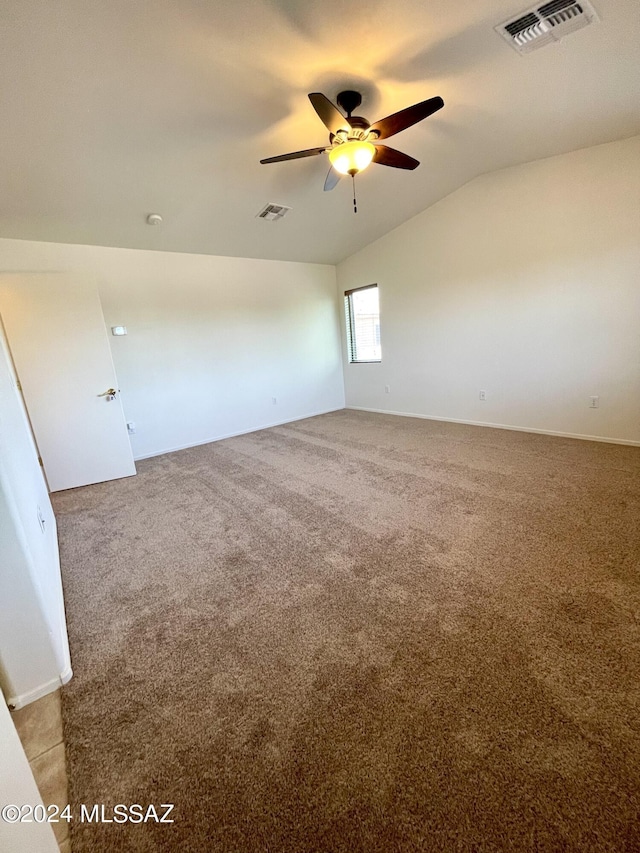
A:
329,140,375,176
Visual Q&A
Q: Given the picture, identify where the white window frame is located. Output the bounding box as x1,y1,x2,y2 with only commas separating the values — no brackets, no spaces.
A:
344,284,381,364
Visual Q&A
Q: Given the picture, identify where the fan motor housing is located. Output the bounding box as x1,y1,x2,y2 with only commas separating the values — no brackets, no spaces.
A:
347,116,370,131
335,92,373,139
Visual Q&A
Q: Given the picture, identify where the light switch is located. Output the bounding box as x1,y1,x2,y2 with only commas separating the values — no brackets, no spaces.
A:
111,326,127,336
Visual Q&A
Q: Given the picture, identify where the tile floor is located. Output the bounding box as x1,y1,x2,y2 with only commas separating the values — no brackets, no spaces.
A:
11,689,70,852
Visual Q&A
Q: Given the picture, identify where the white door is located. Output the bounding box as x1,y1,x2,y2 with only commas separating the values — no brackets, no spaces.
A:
0,273,136,492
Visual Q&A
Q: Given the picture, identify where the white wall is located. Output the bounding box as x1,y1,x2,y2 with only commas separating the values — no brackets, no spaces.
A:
0,327,71,708
0,241,345,459
337,135,640,445
0,238,341,706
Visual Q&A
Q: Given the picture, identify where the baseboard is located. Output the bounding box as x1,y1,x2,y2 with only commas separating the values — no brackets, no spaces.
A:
133,406,346,461
6,670,71,710
346,406,640,447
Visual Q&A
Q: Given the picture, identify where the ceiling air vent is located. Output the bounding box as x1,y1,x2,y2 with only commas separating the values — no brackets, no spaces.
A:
256,203,291,221
496,0,599,54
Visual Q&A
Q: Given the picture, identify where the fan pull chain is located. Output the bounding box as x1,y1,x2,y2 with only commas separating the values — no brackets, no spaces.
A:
352,174,358,214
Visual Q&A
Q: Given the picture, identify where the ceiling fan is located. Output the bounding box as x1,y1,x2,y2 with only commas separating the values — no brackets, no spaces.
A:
260,90,444,201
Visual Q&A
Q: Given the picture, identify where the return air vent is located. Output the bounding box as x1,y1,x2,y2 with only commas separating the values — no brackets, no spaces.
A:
496,0,599,54
256,203,291,221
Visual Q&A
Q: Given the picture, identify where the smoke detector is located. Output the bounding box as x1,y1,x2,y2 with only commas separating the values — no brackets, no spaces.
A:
256,203,291,221
496,0,600,54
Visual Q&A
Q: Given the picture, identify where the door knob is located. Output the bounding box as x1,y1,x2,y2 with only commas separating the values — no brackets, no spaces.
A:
98,388,117,401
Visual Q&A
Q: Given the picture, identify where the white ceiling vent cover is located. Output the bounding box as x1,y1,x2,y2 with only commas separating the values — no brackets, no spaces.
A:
496,0,599,54
256,203,292,221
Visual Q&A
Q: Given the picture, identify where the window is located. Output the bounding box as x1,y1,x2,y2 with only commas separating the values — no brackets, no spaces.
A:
344,284,381,363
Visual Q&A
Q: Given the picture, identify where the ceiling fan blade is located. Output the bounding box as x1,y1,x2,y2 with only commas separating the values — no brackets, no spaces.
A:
260,147,327,164
373,145,419,170
308,93,351,136
369,96,444,141
324,167,342,191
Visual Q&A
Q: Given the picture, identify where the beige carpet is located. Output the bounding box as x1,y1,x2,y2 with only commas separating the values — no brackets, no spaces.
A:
53,410,640,852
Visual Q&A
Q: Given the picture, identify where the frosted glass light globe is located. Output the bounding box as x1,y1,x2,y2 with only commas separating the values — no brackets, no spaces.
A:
329,141,375,176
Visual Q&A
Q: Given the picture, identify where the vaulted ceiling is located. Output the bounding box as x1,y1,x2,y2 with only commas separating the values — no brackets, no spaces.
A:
1,0,638,264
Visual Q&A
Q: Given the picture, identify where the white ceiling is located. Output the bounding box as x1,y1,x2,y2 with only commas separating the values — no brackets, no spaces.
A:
1,0,638,265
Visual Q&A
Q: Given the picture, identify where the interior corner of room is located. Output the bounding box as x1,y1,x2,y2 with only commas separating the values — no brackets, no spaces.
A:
1,128,638,771
0,0,639,847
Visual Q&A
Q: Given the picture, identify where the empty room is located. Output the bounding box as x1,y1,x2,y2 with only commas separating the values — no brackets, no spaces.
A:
1,1,639,851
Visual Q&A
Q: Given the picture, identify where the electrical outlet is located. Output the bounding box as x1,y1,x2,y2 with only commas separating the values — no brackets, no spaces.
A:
479,390,487,401
589,396,599,408
384,385,390,393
